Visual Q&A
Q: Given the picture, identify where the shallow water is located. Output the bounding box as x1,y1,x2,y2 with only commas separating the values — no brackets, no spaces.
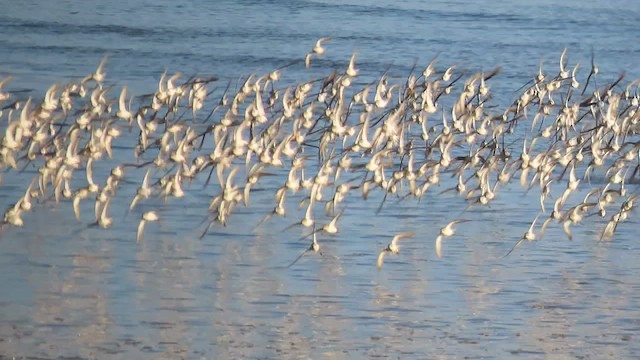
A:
2,0,640,358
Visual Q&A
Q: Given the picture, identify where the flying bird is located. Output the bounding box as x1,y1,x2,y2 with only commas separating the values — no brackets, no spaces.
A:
377,232,415,269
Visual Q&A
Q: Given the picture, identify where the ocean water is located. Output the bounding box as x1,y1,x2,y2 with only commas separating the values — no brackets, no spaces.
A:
1,0,640,358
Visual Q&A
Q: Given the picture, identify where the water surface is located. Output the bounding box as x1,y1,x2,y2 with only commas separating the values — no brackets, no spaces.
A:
1,0,640,358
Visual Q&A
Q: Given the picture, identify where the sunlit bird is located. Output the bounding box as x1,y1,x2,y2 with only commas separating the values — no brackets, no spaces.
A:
305,37,331,68
435,219,471,258
504,214,540,257
288,225,322,268
377,232,415,269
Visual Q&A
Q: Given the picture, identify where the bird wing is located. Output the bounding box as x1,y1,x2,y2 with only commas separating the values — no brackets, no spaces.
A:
504,238,525,258
119,86,128,112
288,248,310,268
435,235,443,258
73,196,81,221
377,250,387,269
391,232,415,247
136,220,146,242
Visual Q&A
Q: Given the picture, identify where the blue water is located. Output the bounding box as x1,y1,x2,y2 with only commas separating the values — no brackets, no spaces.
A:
2,0,640,358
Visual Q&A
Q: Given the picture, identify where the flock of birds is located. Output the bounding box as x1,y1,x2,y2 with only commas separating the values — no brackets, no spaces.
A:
1,40,640,269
